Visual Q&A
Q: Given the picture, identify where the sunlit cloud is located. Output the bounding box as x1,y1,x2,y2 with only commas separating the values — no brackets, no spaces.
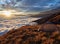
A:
0,0,60,13
0,0,60,35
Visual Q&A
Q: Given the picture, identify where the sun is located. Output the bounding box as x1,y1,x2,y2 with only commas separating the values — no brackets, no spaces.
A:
3,11,11,17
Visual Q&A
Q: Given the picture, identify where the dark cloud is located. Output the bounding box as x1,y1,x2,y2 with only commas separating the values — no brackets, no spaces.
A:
14,0,60,12
0,0,60,13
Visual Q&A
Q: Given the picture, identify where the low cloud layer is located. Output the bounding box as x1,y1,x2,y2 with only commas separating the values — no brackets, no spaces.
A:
0,0,60,35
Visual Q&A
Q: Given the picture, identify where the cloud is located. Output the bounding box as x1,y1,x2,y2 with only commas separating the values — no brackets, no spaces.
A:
0,0,60,13
14,0,60,12
0,0,60,35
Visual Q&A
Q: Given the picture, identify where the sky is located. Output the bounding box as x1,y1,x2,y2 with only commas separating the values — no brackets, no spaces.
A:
0,0,60,35
0,0,60,13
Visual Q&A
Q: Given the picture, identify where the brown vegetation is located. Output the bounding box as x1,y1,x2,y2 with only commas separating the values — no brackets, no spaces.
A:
0,15,60,44
0,24,60,44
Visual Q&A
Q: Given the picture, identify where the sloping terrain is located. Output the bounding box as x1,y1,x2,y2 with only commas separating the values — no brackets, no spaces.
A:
0,24,60,44
0,15,60,44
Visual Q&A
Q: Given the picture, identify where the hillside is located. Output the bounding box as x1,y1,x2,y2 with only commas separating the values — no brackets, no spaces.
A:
0,15,60,44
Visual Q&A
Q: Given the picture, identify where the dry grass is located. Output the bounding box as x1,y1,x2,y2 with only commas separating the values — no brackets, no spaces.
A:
0,24,60,44
0,15,60,44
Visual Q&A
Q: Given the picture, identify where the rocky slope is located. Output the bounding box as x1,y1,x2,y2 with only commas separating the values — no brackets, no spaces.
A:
0,15,60,44
0,24,60,44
